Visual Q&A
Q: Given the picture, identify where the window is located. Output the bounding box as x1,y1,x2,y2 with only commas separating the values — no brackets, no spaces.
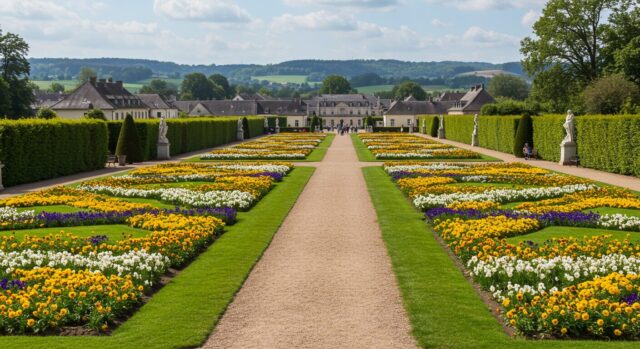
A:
157,112,161,118
357,119,361,126
349,119,353,126
390,119,395,127
295,120,299,127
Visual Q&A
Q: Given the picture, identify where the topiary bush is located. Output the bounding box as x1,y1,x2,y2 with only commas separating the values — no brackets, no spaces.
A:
35,107,58,119
115,114,143,163
513,114,533,157
85,109,106,121
430,116,440,137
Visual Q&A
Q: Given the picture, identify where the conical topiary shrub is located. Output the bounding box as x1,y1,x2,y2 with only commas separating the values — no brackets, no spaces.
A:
242,117,250,139
115,114,143,163
513,114,533,158
430,117,440,137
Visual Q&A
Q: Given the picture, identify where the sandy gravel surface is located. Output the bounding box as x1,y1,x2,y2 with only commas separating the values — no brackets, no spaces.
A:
203,133,417,349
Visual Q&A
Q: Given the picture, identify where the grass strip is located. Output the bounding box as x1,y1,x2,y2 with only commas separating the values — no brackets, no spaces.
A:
302,133,335,162
363,166,638,349
0,166,314,349
350,134,377,162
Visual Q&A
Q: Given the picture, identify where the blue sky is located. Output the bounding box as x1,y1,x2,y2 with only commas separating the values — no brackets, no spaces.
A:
0,0,547,64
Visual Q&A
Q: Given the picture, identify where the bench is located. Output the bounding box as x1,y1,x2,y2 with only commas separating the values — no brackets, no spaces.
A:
570,155,580,167
107,155,118,167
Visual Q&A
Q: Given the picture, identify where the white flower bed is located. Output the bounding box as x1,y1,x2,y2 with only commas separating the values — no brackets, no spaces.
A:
79,185,255,209
376,153,434,159
0,250,170,285
468,254,640,301
413,184,596,209
598,214,640,231
384,164,465,173
0,207,35,223
460,175,489,183
210,164,291,175
201,153,305,160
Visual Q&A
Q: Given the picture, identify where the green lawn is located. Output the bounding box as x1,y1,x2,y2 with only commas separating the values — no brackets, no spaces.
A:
363,166,639,349
0,166,314,348
587,207,640,217
1,224,148,242
507,226,635,244
18,205,85,214
350,134,378,162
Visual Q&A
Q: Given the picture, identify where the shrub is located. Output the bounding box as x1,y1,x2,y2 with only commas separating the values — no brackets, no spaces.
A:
0,119,108,187
85,109,106,121
35,107,58,119
430,116,440,137
115,114,143,163
513,114,533,157
481,98,540,116
245,116,265,138
582,74,640,114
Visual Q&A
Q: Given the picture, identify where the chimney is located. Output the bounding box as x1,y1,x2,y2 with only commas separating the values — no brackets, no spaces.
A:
89,76,97,84
116,80,123,88
108,78,113,83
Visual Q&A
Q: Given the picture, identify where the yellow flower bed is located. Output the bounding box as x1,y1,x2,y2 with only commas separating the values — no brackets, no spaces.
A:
396,176,456,198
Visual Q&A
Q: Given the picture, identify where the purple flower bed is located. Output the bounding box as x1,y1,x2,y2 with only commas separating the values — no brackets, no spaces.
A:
425,208,601,228
246,171,285,182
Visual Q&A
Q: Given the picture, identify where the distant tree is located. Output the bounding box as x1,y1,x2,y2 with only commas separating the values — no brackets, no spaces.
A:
77,67,97,85
180,73,214,100
481,98,541,116
49,82,65,93
115,114,143,163
320,75,351,94
392,81,427,101
350,73,385,87
582,74,640,114
235,84,256,95
604,2,640,84
258,87,271,96
0,77,10,117
85,109,106,121
0,30,34,117
209,74,233,98
527,64,580,113
139,79,178,99
35,107,58,119
374,90,395,99
488,74,529,100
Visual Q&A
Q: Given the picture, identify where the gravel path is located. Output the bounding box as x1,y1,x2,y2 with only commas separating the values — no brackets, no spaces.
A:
202,133,417,349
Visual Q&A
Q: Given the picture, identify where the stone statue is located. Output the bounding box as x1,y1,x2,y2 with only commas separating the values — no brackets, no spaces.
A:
158,116,169,144
562,110,576,144
438,114,446,139
473,114,479,136
237,118,244,141
439,114,445,129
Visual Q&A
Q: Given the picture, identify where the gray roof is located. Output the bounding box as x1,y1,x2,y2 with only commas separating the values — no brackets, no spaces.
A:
448,84,495,113
258,100,306,116
52,78,146,110
438,92,466,102
32,91,66,109
385,101,448,116
197,101,258,115
136,94,172,109
171,100,200,113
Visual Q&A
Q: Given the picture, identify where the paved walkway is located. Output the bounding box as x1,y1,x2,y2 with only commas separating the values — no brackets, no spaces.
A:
203,134,417,348
420,134,640,192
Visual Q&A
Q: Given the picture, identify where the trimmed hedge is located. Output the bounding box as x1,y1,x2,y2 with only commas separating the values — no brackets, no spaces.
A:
267,117,287,128
417,115,438,136
477,115,520,154
0,119,108,187
373,127,418,132
531,115,565,162
443,115,474,144
108,117,241,159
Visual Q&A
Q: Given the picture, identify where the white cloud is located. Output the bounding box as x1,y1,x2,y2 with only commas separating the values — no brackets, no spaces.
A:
425,0,545,11
153,0,252,23
282,0,401,9
0,0,77,20
431,19,447,27
521,10,540,27
93,21,158,35
272,11,360,31
463,26,519,45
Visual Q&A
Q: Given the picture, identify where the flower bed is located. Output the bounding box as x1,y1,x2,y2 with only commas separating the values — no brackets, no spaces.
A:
0,161,293,334
384,161,640,340
358,133,481,160
201,133,326,160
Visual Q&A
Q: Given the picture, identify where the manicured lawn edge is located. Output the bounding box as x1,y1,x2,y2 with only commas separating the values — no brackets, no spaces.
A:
363,166,638,349
351,134,502,162
0,167,315,349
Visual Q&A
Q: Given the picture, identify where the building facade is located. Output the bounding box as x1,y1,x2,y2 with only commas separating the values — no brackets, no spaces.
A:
306,94,385,128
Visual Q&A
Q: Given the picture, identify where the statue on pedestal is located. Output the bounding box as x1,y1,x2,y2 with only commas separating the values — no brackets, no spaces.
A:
158,116,169,144
237,118,245,141
562,110,576,145
559,110,577,165
438,114,446,139
157,116,171,160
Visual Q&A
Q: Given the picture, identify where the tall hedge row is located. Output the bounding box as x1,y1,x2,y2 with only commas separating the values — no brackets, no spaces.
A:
575,115,640,176
443,115,475,144
267,117,287,128
531,115,565,162
246,117,265,138
477,116,520,154
417,115,438,135
0,119,108,187
107,117,242,159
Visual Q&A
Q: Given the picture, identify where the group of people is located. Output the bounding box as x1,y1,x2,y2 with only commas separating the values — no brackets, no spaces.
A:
334,125,359,135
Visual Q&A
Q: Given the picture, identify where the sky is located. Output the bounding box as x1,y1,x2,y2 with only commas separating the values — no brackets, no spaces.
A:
0,0,548,65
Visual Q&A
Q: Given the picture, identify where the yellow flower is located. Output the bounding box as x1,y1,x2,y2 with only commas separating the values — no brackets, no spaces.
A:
26,319,36,327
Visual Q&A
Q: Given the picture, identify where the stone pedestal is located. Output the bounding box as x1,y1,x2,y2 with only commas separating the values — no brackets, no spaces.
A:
559,142,577,165
438,128,446,139
157,142,171,160
472,134,479,146
422,124,426,134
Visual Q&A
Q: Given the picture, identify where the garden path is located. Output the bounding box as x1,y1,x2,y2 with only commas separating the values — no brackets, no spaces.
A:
202,133,417,348
418,134,640,192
